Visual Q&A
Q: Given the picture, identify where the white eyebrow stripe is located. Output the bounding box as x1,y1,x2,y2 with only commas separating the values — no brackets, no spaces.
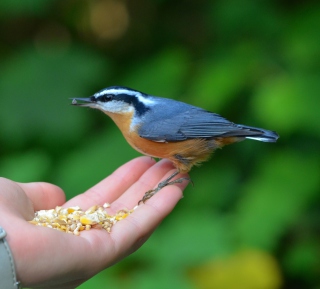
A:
94,88,138,97
94,88,156,105
136,94,155,105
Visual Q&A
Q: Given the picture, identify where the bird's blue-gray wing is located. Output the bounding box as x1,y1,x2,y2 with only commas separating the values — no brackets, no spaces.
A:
138,107,259,141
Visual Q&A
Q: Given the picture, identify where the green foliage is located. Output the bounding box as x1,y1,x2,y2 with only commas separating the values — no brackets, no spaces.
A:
252,74,320,136
0,46,108,148
122,47,190,97
0,150,51,182
235,151,320,250
1,1,319,288
0,0,54,17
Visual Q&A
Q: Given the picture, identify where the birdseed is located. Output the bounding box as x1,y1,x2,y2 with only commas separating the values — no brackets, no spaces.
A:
29,204,137,235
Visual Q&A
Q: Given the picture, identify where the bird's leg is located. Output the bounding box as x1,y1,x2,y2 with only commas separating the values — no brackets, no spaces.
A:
138,170,191,204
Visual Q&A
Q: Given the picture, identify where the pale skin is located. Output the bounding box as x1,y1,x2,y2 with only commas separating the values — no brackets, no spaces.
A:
0,157,188,289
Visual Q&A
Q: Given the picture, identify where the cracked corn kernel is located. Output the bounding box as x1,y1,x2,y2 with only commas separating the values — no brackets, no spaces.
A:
29,205,135,236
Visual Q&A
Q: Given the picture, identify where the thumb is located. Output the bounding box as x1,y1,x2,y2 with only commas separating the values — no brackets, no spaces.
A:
0,177,34,220
17,182,66,211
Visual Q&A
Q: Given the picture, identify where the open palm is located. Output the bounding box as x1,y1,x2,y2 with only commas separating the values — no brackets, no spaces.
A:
0,157,187,289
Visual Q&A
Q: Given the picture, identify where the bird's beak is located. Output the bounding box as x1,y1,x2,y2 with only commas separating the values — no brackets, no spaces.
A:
70,97,95,107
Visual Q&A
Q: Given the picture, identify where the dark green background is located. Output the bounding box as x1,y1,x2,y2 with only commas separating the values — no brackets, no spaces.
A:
0,1,319,288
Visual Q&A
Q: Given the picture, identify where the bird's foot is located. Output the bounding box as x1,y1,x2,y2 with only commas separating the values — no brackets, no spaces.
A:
138,171,192,205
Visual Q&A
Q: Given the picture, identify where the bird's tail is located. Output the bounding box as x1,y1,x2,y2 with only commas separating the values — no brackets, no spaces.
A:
238,125,279,143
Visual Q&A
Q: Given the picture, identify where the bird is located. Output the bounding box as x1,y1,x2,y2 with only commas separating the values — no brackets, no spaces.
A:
71,86,279,204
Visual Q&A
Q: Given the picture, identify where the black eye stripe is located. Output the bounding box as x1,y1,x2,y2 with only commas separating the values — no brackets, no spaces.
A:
97,94,114,102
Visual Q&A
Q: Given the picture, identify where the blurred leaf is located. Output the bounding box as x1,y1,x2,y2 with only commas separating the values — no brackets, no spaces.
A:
80,255,195,289
183,161,240,210
208,0,281,39
0,45,109,148
140,210,234,267
188,42,265,111
130,270,194,289
121,47,190,97
283,240,320,283
0,150,51,182
283,5,320,70
251,73,320,137
235,151,320,250
78,268,119,289
0,0,54,17
189,249,282,289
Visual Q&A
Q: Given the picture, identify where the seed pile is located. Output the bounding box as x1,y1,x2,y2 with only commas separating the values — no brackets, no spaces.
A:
29,204,135,235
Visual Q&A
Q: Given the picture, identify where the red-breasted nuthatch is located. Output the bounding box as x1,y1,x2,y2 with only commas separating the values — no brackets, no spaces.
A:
72,86,279,203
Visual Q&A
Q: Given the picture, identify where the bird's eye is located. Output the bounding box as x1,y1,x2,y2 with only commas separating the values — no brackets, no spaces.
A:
97,94,114,102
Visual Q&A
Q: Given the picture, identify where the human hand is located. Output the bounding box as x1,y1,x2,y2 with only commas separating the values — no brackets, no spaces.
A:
0,157,188,289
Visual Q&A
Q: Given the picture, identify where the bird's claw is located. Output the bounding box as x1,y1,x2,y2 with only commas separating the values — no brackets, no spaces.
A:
138,176,192,205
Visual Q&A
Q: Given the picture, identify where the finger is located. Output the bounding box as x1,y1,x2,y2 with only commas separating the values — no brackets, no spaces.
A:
64,156,156,208
106,182,185,263
109,159,187,211
0,178,35,220
17,182,66,211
